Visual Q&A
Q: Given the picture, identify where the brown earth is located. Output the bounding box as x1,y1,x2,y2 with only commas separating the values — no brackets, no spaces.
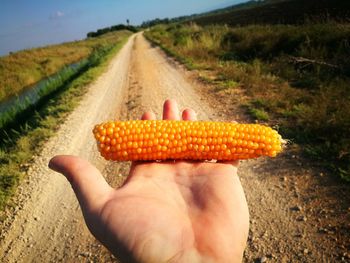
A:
0,32,349,262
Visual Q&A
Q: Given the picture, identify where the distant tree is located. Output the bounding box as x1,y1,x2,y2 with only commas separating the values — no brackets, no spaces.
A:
86,23,138,38
126,19,130,25
111,24,124,31
87,32,95,38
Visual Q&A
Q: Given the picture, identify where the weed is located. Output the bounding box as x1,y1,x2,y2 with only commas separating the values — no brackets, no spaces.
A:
249,108,270,121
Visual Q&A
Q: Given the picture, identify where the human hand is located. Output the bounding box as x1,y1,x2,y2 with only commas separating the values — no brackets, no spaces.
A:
49,99,249,263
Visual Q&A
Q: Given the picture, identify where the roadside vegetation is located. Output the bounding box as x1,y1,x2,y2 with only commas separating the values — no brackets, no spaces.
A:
0,31,130,102
0,61,87,130
145,22,350,181
0,39,125,130
0,30,131,211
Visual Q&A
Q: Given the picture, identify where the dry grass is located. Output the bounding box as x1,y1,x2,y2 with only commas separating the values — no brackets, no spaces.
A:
0,31,130,102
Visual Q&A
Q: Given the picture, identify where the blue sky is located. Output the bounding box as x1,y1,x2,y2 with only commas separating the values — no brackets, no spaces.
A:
0,0,246,56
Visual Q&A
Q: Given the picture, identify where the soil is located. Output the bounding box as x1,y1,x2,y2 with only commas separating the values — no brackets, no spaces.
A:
0,33,349,263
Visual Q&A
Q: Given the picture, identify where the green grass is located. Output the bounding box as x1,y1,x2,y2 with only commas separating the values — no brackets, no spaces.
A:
246,99,271,122
248,108,270,122
145,23,350,181
0,31,131,211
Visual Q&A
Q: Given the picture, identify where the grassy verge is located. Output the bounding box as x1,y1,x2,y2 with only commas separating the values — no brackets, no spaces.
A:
0,31,131,211
0,60,88,130
145,23,350,181
0,31,129,102
0,40,124,131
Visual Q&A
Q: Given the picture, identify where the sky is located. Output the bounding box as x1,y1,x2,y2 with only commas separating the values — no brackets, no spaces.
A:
0,0,246,56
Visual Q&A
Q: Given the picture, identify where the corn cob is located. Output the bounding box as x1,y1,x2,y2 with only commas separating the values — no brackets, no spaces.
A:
93,120,283,161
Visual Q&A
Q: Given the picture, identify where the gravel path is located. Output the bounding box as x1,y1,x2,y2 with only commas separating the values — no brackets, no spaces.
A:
0,33,349,262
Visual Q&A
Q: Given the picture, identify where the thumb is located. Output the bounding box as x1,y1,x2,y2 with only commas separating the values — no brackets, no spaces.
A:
49,155,112,212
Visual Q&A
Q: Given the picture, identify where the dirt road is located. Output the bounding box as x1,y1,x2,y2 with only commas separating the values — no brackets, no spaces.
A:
0,33,349,262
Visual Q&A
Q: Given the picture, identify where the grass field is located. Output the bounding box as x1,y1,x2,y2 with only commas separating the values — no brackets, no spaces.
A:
0,31,131,211
145,23,350,181
0,31,130,103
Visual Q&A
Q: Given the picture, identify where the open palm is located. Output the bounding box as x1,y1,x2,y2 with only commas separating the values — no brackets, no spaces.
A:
49,100,249,262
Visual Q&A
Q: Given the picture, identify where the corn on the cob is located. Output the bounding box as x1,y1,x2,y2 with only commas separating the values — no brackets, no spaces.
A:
92,120,283,161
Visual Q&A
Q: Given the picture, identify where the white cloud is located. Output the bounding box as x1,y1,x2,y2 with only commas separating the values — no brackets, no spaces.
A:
50,11,65,19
